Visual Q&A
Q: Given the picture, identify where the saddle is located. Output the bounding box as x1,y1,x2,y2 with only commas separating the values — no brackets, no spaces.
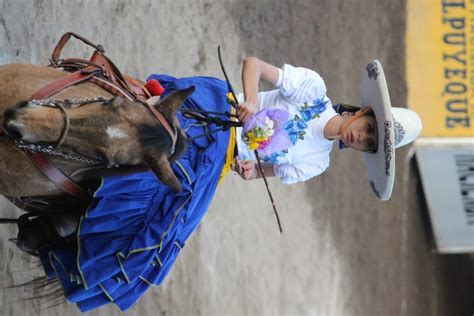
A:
32,32,151,101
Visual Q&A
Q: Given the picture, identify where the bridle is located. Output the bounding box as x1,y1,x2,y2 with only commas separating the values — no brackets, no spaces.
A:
15,96,179,163
1,31,174,200
27,97,110,149
142,97,178,155
5,95,180,200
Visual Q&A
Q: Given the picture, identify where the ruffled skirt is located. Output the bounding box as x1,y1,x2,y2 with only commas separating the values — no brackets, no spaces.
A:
39,75,231,312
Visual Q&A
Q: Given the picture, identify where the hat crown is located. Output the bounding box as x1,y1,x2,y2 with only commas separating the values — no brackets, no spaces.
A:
391,108,422,148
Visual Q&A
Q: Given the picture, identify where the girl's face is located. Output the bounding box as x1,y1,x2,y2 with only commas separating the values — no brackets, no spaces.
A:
340,110,378,153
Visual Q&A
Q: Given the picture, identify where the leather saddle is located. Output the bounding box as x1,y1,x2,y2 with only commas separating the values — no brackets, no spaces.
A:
35,31,151,101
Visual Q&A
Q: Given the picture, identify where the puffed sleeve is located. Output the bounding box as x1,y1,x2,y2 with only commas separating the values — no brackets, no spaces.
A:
276,64,327,104
273,160,328,185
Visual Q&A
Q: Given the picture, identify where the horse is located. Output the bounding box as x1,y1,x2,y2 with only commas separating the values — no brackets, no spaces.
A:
0,63,192,251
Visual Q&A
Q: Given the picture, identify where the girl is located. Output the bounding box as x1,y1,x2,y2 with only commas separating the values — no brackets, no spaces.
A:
233,57,421,200
36,57,421,311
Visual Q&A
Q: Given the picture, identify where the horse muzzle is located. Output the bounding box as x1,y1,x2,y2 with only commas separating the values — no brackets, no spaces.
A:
3,101,33,140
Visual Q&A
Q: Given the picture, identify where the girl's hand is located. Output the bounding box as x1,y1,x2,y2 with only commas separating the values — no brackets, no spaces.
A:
234,158,257,180
236,101,256,124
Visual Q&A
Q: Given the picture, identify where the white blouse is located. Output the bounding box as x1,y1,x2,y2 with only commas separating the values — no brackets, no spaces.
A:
236,64,338,184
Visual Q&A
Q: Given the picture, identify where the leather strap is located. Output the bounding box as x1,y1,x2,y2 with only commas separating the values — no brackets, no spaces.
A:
144,102,177,154
123,74,152,99
90,76,134,100
26,152,89,199
1,127,88,198
51,32,105,66
27,69,98,200
30,70,95,100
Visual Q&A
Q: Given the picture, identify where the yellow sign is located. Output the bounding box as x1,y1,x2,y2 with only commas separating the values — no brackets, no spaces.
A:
407,0,474,137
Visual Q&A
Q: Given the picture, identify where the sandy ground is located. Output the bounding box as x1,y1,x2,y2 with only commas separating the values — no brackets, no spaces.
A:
0,0,473,315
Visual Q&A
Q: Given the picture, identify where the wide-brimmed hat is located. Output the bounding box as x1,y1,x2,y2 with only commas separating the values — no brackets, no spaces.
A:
359,59,422,201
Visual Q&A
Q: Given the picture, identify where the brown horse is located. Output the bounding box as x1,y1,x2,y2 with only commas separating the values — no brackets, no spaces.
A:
0,63,192,250
0,63,192,195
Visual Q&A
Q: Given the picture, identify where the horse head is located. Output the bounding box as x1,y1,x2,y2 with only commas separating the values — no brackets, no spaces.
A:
2,86,195,192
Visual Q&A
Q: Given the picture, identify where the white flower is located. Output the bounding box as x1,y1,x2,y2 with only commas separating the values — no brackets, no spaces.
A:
266,128,275,137
265,117,274,129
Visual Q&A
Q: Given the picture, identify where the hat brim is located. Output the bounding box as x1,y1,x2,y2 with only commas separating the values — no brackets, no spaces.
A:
361,60,395,201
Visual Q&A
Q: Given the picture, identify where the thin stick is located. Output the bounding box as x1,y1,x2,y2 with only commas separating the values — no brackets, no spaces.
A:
218,45,283,234
218,46,238,111
255,151,283,234
0,218,18,224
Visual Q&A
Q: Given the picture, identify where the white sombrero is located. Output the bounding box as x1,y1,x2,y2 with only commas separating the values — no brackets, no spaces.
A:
360,60,422,201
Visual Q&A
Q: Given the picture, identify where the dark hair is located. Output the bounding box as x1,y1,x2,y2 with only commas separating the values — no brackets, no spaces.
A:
334,102,375,118
333,102,360,114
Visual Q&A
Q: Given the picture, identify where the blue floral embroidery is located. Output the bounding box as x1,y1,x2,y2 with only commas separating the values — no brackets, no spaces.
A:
283,115,308,144
264,150,288,164
262,97,328,163
300,98,327,121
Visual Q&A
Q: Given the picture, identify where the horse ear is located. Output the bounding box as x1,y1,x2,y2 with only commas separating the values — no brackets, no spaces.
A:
156,86,195,118
147,151,182,192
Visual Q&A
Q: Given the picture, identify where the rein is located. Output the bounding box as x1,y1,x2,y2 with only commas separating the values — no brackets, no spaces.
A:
181,109,241,141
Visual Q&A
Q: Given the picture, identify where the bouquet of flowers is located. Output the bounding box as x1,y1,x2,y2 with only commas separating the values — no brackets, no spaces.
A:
242,108,292,156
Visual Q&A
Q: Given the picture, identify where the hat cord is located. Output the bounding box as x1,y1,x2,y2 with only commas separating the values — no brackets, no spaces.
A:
332,107,372,140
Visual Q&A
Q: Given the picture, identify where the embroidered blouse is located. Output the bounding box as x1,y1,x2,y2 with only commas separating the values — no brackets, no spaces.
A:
236,64,338,184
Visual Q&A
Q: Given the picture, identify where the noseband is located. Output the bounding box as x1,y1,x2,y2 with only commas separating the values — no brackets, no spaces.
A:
29,97,110,148
23,96,178,160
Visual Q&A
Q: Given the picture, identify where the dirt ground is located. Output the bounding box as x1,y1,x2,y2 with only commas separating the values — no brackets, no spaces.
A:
0,0,473,315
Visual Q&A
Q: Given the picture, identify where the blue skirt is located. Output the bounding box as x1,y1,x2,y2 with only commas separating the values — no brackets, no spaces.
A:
39,75,231,312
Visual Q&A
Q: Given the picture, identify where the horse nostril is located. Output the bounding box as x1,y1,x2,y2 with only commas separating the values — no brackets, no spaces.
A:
3,103,30,139
17,101,29,109
3,107,16,123
4,121,23,139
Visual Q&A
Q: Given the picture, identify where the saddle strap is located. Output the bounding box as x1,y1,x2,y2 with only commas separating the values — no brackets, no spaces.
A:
26,151,90,199
51,32,105,64
30,70,95,100
50,32,151,101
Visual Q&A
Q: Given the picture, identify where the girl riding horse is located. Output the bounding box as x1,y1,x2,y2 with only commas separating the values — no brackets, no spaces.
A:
13,56,421,312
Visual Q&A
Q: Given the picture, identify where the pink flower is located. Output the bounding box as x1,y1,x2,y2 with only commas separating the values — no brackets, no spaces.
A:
258,139,271,150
